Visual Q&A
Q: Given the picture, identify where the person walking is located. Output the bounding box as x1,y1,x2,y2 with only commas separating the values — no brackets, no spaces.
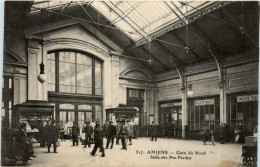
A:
84,121,93,148
126,120,133,145
47,120,59,153
72,122,80,146
90,122,105,157
120,120,128,150
103,120,109,139
116,121,121,145
201,124,210,145
151,121,158,142
105,121,116,149
90,120,96,144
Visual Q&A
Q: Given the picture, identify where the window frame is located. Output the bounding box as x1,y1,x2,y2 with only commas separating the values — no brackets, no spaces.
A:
47,50,103,96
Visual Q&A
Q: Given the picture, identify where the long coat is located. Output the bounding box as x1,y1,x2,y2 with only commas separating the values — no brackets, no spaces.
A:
151,124,159,136
47,125,59,143
84,124,94,136
72,125,80,136
94,126,104,142
218,125,227,139
108,124,116,137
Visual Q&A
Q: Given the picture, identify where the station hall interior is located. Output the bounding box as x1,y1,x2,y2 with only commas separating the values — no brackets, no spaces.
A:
2,1,259,142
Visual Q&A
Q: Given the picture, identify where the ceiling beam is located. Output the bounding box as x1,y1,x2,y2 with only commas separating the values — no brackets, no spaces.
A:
154,41,183,69
103,1,148,40
127,52,156,73
169,31,200,61
221,7,258,48
141,46,169,70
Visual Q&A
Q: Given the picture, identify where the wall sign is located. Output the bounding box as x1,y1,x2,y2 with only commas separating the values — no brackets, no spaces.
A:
195,99,215,106
161,102,182,108
237,95,258,102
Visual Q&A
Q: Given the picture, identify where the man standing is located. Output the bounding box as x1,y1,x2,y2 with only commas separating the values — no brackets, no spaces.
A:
105,121,116,149
90,122,105,157
151,121,158,142
116,121,121,145
84,121,93,148
90,120,96,144
47,120,59,153
120,120,128,150
126,120,133,145
133,122,138,139
39,122,45,147
72,122,80,146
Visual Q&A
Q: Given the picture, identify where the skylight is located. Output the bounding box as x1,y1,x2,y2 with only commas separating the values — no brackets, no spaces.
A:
30,1,214,42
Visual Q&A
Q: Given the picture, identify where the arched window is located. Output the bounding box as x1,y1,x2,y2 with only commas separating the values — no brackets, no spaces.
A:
47,51,102,95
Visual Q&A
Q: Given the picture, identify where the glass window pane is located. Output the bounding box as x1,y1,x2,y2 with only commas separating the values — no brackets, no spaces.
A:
86,112,92,121
95,61,102,95
78,104,92,110
78,112,85,127
59,112,66,123
95,105,102,122
68,112,75,123
59,104,74,109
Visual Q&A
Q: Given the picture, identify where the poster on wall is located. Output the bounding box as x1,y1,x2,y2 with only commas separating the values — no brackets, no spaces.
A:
2,1,259,167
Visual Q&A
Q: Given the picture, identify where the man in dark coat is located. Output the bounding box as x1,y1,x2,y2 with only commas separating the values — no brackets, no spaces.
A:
116,121,121,145
151,121,158,141
84,121,93,148
90,122,105,157
219,123,227,144
72,122,80,146
133,123,138,139
39,122,46,147
16,122,36,159
105,121,116,149
47,120,59,153
103,120,109,139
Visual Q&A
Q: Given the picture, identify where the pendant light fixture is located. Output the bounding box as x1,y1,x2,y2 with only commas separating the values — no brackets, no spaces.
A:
187,68,193,96
38,9,47,83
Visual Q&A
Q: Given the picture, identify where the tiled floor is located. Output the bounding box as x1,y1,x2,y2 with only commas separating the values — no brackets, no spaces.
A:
26,138,247,167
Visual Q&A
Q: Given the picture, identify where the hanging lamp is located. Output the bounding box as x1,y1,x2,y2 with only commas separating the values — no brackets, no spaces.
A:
187,68,193,96
38,9,47,83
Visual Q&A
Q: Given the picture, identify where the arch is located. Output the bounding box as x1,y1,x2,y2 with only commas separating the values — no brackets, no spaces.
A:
44,38,110,61
4,49,25,62
120,68,153,80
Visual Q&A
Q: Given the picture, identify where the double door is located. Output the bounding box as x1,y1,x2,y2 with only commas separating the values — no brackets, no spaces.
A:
160,107,182,138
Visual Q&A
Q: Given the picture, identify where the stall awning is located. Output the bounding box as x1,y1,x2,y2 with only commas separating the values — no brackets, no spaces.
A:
106,105,138,114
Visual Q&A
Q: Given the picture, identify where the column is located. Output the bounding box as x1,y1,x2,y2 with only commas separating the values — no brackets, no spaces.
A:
110,54,120,108
181,87,187,139
219,81,227,124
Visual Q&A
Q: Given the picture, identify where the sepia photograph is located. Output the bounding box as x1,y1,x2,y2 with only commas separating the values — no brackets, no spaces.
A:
1,1,259,167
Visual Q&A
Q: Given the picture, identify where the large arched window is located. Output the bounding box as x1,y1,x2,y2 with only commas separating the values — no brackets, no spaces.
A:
47,50,102,95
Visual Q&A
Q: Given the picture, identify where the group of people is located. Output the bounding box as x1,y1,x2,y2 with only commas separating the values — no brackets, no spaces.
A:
38,120,60,153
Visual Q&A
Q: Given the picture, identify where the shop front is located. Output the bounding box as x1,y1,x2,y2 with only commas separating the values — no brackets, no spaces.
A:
106,105,138,123
159,101,182,138
188,97,220,140
229,94,258,140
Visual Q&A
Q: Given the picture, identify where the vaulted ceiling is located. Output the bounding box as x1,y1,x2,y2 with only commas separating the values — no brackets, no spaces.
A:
5,1,259,73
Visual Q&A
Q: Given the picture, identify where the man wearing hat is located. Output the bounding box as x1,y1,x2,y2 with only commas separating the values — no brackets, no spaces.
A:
120,119,128,150
83,121,93,148
72,122,80,146
90,121,105,157
105,121,116,149
47,120,59,153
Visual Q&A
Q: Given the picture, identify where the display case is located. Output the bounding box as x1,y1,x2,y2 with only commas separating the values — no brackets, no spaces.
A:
12,100,54,129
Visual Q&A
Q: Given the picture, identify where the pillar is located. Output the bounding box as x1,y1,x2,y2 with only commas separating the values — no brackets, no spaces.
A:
181,87,187,139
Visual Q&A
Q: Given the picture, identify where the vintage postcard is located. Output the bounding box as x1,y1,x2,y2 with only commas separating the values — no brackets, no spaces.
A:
1,1,259,167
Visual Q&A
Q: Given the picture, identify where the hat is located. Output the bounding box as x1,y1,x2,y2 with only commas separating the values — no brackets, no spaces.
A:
109,121,113,123
96,121,100,125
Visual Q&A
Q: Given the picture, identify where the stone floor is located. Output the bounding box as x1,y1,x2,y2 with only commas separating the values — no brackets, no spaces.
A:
26,138,247,167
